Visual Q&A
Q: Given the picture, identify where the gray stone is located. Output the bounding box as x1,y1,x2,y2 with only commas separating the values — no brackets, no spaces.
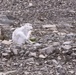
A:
39,46,54,54
68,70,74,74
24,71,29,75
39,54,47,59
2,40,12,45
63,41,72,45
61,45,72,50
56,65,66,75
52,59,58,65
0,15,14,25
12,49,18,55
25,58,34,62
29,52,37,57
2,53,9,57
53,42,60,46
5,49,11,53
0,65,4,72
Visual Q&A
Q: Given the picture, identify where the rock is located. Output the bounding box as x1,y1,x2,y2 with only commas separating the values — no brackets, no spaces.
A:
13,63,19,66
42,24,56,28
68,70,75,74
0,25,12,40
0,65,4,72
2,53,9,57
61,45,72,50
5,49,11,53
63,41,72,45
12,49,18,55
39,46,54,55
29,52,37,57
53,42,60,46
25,58,34,62
2,52,10,59
2,58,7,61
28,2,33,7
24,71,29,75
67,33,75,37
0,15,14,25
0,27,1,38
39,54,47,59
57,56,62,60
33,43,41,47
42,24,57,31
52,59,58,65
2,40,12,45
56,65,65,75
33,43,42,49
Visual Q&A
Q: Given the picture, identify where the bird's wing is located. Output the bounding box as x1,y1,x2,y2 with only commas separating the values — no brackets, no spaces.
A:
17,31,27,40
25,31,32,40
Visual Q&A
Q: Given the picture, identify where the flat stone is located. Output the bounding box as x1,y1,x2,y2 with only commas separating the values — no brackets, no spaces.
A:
2,53,8,57
52,59,58,65
42,24,57,31
12,49,18,55
68,70,74,74
24,71,29,75
29,52,37,57
63,41,72,45
53,42,60,46
25,58,34,62
39,46,54,54
29,2,33,7
2,40,12,45
42,24,56,28
61,45,72,50
39,54,47,59
0,65,4,72
33,43,41,47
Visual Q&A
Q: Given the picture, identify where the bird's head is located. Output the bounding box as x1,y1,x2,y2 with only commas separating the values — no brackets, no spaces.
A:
23,23,33,31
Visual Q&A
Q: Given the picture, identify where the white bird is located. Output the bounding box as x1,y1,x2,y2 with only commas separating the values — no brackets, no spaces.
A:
12,23,33,46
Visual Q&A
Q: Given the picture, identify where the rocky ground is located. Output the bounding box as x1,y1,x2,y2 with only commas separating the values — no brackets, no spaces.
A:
0,0,76,75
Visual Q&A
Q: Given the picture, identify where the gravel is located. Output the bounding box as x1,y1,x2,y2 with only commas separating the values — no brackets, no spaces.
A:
0,0,76,75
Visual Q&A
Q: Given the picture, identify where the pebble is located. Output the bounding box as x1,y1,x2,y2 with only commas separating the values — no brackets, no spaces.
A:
2,40,12,45
0,65,4,72
5,49,11,53
0,15,14,25
53,42,60,46
58,32,66,36
63,41,72,45
25,58,34,62
42,24,56,28
39,46,54,55
42,24,57,31
12,49,18,55
24,71,29,75
13,63,19,66
39,54,47,59
2,53,9,57
52,59,58,65
61,45,72,50
2,58,8,61
68,70,74,74
0,27,1,38
33,43,41,47
57,65,65,75
29,52,36,57
29,2,33,7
